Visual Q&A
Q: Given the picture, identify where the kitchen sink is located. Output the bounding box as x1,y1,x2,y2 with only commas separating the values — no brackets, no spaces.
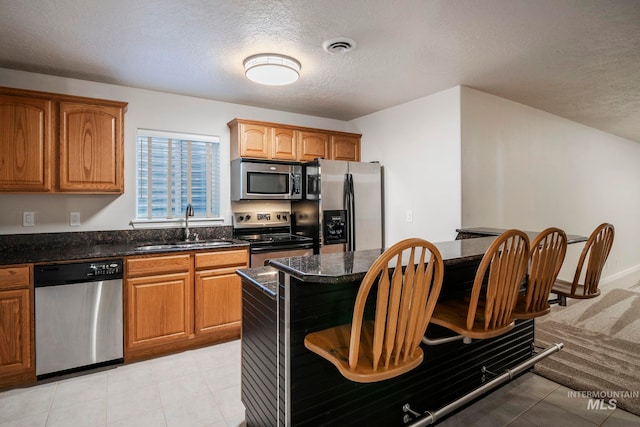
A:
135,240,234,251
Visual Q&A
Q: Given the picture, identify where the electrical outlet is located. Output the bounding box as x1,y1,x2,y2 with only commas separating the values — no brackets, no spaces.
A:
23,211,35,227
406,209,413,223
70,212,81,227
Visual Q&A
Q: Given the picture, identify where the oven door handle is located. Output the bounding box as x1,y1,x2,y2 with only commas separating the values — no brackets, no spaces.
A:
250,243,314,253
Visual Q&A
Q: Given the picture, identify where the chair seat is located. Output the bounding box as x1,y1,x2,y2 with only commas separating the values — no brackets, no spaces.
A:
552,279,601,299
304,320,424,383
512,294,550,320
430,298,514,339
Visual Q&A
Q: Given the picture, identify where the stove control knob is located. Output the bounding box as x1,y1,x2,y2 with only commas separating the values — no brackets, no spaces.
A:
283,214,288,221
277,214,281,220
245,215,251,221
237,216,244,222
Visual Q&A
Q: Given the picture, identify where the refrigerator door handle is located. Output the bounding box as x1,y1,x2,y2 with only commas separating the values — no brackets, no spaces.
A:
344,173,352,251
349,173,356,251
343,173,350,211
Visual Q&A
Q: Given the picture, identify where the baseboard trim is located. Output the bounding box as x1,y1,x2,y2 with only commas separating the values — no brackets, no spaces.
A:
600,264,640,285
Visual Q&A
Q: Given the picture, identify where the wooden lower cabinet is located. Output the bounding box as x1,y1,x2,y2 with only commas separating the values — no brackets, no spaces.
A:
0,265,35,389
195,268,242,335
124,249,248,361
126,272,193,349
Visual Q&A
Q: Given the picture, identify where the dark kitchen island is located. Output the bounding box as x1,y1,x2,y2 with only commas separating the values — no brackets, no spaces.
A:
236,235,555,426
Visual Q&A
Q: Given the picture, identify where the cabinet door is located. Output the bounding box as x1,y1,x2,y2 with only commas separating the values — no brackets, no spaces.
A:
194,269,242,335
330,135,361,161
239,123,270,159
298,131,329,161
0,95,52,192
271,127,296,160
126,272,192,351
59,102,124,193
0,288,33,378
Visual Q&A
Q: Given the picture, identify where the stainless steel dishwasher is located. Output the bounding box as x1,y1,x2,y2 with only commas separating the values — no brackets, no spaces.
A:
34,259,124,377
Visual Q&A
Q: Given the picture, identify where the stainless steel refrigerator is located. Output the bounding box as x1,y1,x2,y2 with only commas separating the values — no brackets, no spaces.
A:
292,159,383,254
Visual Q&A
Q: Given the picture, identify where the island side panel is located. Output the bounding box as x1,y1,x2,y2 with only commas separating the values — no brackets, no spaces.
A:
283,275,535,426
241,279,278,426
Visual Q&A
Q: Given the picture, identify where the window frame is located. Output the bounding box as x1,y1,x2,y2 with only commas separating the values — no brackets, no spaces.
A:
131,128,224,228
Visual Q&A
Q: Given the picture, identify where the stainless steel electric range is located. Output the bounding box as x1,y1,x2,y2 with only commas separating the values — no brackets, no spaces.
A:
232,211,314,267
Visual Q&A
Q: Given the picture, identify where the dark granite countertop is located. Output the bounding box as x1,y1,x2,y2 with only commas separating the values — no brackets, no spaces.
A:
456,227,587,244
0,233,248,266
237,228,589,290
267,236,503,284
236,266,279,299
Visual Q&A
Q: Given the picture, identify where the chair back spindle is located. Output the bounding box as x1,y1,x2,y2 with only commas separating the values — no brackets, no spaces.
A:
513,227,567,319
304,238,444,382
349,239,443,372
551,223,614,302
467,230,530,332
575,223,614,296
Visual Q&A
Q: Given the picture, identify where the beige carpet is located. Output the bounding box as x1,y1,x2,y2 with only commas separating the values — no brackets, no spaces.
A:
534,272,640,416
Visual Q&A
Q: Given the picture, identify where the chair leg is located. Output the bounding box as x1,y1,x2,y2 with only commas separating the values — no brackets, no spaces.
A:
548,293,566,306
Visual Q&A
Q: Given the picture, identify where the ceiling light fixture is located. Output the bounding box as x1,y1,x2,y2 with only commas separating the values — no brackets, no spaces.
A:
243,54,301,86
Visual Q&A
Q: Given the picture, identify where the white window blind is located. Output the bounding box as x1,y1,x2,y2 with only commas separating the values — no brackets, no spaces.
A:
136,129,220,219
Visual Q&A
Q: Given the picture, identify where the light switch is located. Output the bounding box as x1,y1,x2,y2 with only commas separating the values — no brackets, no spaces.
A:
70,212,81,227
23,212,35,227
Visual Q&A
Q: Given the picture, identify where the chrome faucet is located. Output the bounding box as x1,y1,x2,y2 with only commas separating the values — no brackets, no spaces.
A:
184,204,194,241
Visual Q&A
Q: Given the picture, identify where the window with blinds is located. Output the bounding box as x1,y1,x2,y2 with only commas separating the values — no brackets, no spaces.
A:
136,129,220,219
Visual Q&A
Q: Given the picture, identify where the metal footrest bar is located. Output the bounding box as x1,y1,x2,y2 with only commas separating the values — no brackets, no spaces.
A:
481,365,498,382
422,335,472,345
404,342,564,426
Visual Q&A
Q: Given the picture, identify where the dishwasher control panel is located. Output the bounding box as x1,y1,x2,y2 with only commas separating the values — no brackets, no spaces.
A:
35,259,123,287
88,262,122,277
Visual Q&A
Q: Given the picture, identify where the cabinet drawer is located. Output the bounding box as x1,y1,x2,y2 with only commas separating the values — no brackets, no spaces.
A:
126,254,191,277
0,266,30,290
195,250,249,270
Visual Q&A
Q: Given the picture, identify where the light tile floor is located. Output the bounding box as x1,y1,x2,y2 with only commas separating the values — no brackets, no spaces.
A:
1,339,638,426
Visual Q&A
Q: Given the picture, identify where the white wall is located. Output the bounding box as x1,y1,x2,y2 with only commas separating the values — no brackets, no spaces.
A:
461,86,640,280
351,87,462,245
0,68,355,234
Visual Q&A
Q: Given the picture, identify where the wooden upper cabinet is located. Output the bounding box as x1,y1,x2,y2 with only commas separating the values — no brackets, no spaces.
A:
298,131,329,161
0,95,53,192
271,127,297,160
0,87,126,194
229,118,361,162
330,134,361,162
231,121,270,159
59,102,124,193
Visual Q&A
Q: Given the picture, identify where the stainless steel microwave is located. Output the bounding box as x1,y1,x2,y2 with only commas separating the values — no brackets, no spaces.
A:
231,159,303,201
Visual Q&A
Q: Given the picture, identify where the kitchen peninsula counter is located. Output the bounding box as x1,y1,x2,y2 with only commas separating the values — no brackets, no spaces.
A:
238,234,547,426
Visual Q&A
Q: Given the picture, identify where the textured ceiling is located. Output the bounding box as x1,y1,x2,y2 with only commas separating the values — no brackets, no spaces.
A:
1,0,639,141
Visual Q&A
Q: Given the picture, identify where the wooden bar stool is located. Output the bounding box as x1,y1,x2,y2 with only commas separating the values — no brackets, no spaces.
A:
550,223,614,306
512,227,567,319
304,238,444,383
428,230,529,340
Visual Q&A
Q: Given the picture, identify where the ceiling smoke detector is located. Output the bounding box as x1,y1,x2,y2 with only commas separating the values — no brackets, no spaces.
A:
323,37,357,54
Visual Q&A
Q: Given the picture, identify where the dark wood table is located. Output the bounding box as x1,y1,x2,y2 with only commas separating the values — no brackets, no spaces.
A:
456,227,588,244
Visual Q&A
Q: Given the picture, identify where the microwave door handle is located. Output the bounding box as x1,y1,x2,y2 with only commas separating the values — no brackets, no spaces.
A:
290,173,294,196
